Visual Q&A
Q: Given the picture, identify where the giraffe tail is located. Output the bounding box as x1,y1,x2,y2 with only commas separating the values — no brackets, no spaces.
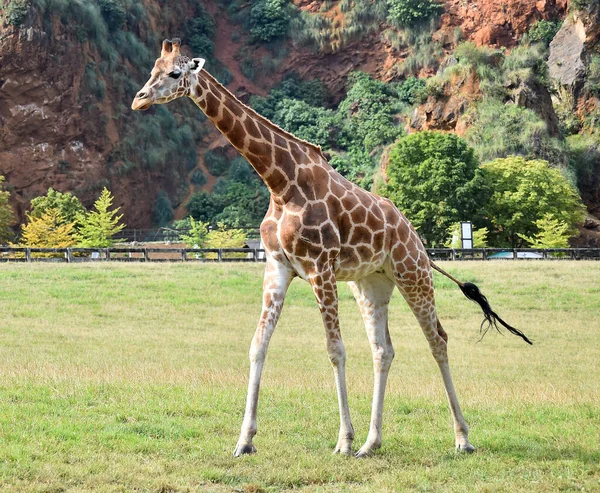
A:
431,262,533,345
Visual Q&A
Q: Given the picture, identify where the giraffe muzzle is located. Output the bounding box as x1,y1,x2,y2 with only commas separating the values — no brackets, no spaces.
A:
131,91,152,111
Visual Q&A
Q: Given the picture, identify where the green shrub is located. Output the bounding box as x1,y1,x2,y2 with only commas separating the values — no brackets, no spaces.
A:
397,77,427,104
567,133,600,192
585,55,600,97
386,0,443,28
153,191,173,227
337,72,405,153
185,7,216,57
190,169,207,186
240,58,256,80
5,0,29,26
204,150,229,176
83,62,106,100
250,0,291,42
272,99,336,148
97,0,125,31
465,100,568,167
0,176,15,245
527,20,561,46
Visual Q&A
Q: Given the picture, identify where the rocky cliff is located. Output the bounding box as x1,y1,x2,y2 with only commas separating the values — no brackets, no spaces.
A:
0,0,597,231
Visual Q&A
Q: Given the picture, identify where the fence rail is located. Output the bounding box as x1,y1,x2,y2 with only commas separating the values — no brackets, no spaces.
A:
1,247,600,263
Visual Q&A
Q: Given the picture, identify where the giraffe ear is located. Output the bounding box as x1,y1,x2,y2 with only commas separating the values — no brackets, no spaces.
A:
189,58,205,74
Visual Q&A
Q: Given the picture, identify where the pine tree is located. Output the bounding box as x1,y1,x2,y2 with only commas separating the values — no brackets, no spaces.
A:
518,214,572,248
76,188,125,248
20,209,76,248
0,175,15,244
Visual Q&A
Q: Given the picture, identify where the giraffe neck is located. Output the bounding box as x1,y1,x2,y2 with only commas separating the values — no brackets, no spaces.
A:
188,70,327,198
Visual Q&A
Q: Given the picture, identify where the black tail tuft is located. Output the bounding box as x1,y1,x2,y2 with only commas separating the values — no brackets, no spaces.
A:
459,282,533,345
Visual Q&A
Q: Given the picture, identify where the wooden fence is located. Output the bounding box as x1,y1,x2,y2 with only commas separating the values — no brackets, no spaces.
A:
1,247,600,262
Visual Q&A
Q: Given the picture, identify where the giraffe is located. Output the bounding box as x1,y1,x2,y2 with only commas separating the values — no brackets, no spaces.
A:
132,38,532,458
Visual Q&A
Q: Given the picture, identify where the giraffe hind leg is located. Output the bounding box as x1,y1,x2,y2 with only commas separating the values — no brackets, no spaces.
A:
348,273,395,458
392,252,475,453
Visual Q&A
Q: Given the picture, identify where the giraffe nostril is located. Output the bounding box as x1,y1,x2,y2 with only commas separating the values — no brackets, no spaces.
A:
136,91,148,100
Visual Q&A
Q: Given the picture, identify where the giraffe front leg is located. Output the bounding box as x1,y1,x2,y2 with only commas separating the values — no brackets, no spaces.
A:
310,269,354,456
233,259,294,457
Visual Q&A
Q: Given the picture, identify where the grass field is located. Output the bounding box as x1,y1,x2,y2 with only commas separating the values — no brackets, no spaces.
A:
0,261,599,492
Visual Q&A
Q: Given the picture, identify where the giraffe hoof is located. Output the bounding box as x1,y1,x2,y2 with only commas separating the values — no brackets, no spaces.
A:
233,443,257,457
456,443,476,454
333,443,353,456
355,442,380,458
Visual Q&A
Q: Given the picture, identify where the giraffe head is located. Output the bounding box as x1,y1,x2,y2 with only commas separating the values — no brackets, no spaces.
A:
131,38,205,111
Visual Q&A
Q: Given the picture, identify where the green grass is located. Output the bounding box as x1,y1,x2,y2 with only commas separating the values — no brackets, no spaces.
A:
0,262,599,492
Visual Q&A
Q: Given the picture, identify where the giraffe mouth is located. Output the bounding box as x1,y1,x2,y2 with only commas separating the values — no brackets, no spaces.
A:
131,98,153,111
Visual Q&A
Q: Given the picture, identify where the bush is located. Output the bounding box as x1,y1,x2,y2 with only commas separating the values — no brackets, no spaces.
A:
272,98,336,148
250,0,291,42
465,100,568,167
83,62,106,100
5,0,29,26
482,157,586,247
97,0,125,32
585,55,600,97
396,76,426,104
185,5,216,57
153,191,173,227
386,0,443,28
204,150,229,176
567,133,600,192
337,72,405,153
0,176,15,244
379,131,489,246
190,169,207,186
527,20,561,46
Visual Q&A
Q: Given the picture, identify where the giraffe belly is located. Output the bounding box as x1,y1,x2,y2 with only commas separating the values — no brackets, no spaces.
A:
334,247,388,281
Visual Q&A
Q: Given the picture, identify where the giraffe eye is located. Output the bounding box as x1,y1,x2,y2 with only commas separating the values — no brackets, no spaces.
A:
168,71,181,79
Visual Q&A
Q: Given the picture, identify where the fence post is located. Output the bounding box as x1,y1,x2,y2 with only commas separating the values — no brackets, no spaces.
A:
143,249,149,262
482,249,487,260
105,248,111,261
512,249,517,260
181,249,187,262
253,248,258,262
217,249,223,262
66,248,73,263
25,248,31,262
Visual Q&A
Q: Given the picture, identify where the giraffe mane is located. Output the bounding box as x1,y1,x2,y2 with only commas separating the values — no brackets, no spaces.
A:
200,69,328,161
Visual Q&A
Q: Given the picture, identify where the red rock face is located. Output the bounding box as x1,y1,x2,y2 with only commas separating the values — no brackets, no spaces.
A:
441,0,567,47
0,0,580,230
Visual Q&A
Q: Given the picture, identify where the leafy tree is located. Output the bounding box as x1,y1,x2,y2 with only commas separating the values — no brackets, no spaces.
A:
76,188,125,248
190,169,207,186
386,0,443,28
19,209,76,248
180,216,209,248
337,72,405,154
379,131,489,246
29,188,86,227
250,0,291,42
273,98,336,148
186,190,225,223
204,149,229,176
0,176,15,244
482,157,586,247
518,214,571,248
